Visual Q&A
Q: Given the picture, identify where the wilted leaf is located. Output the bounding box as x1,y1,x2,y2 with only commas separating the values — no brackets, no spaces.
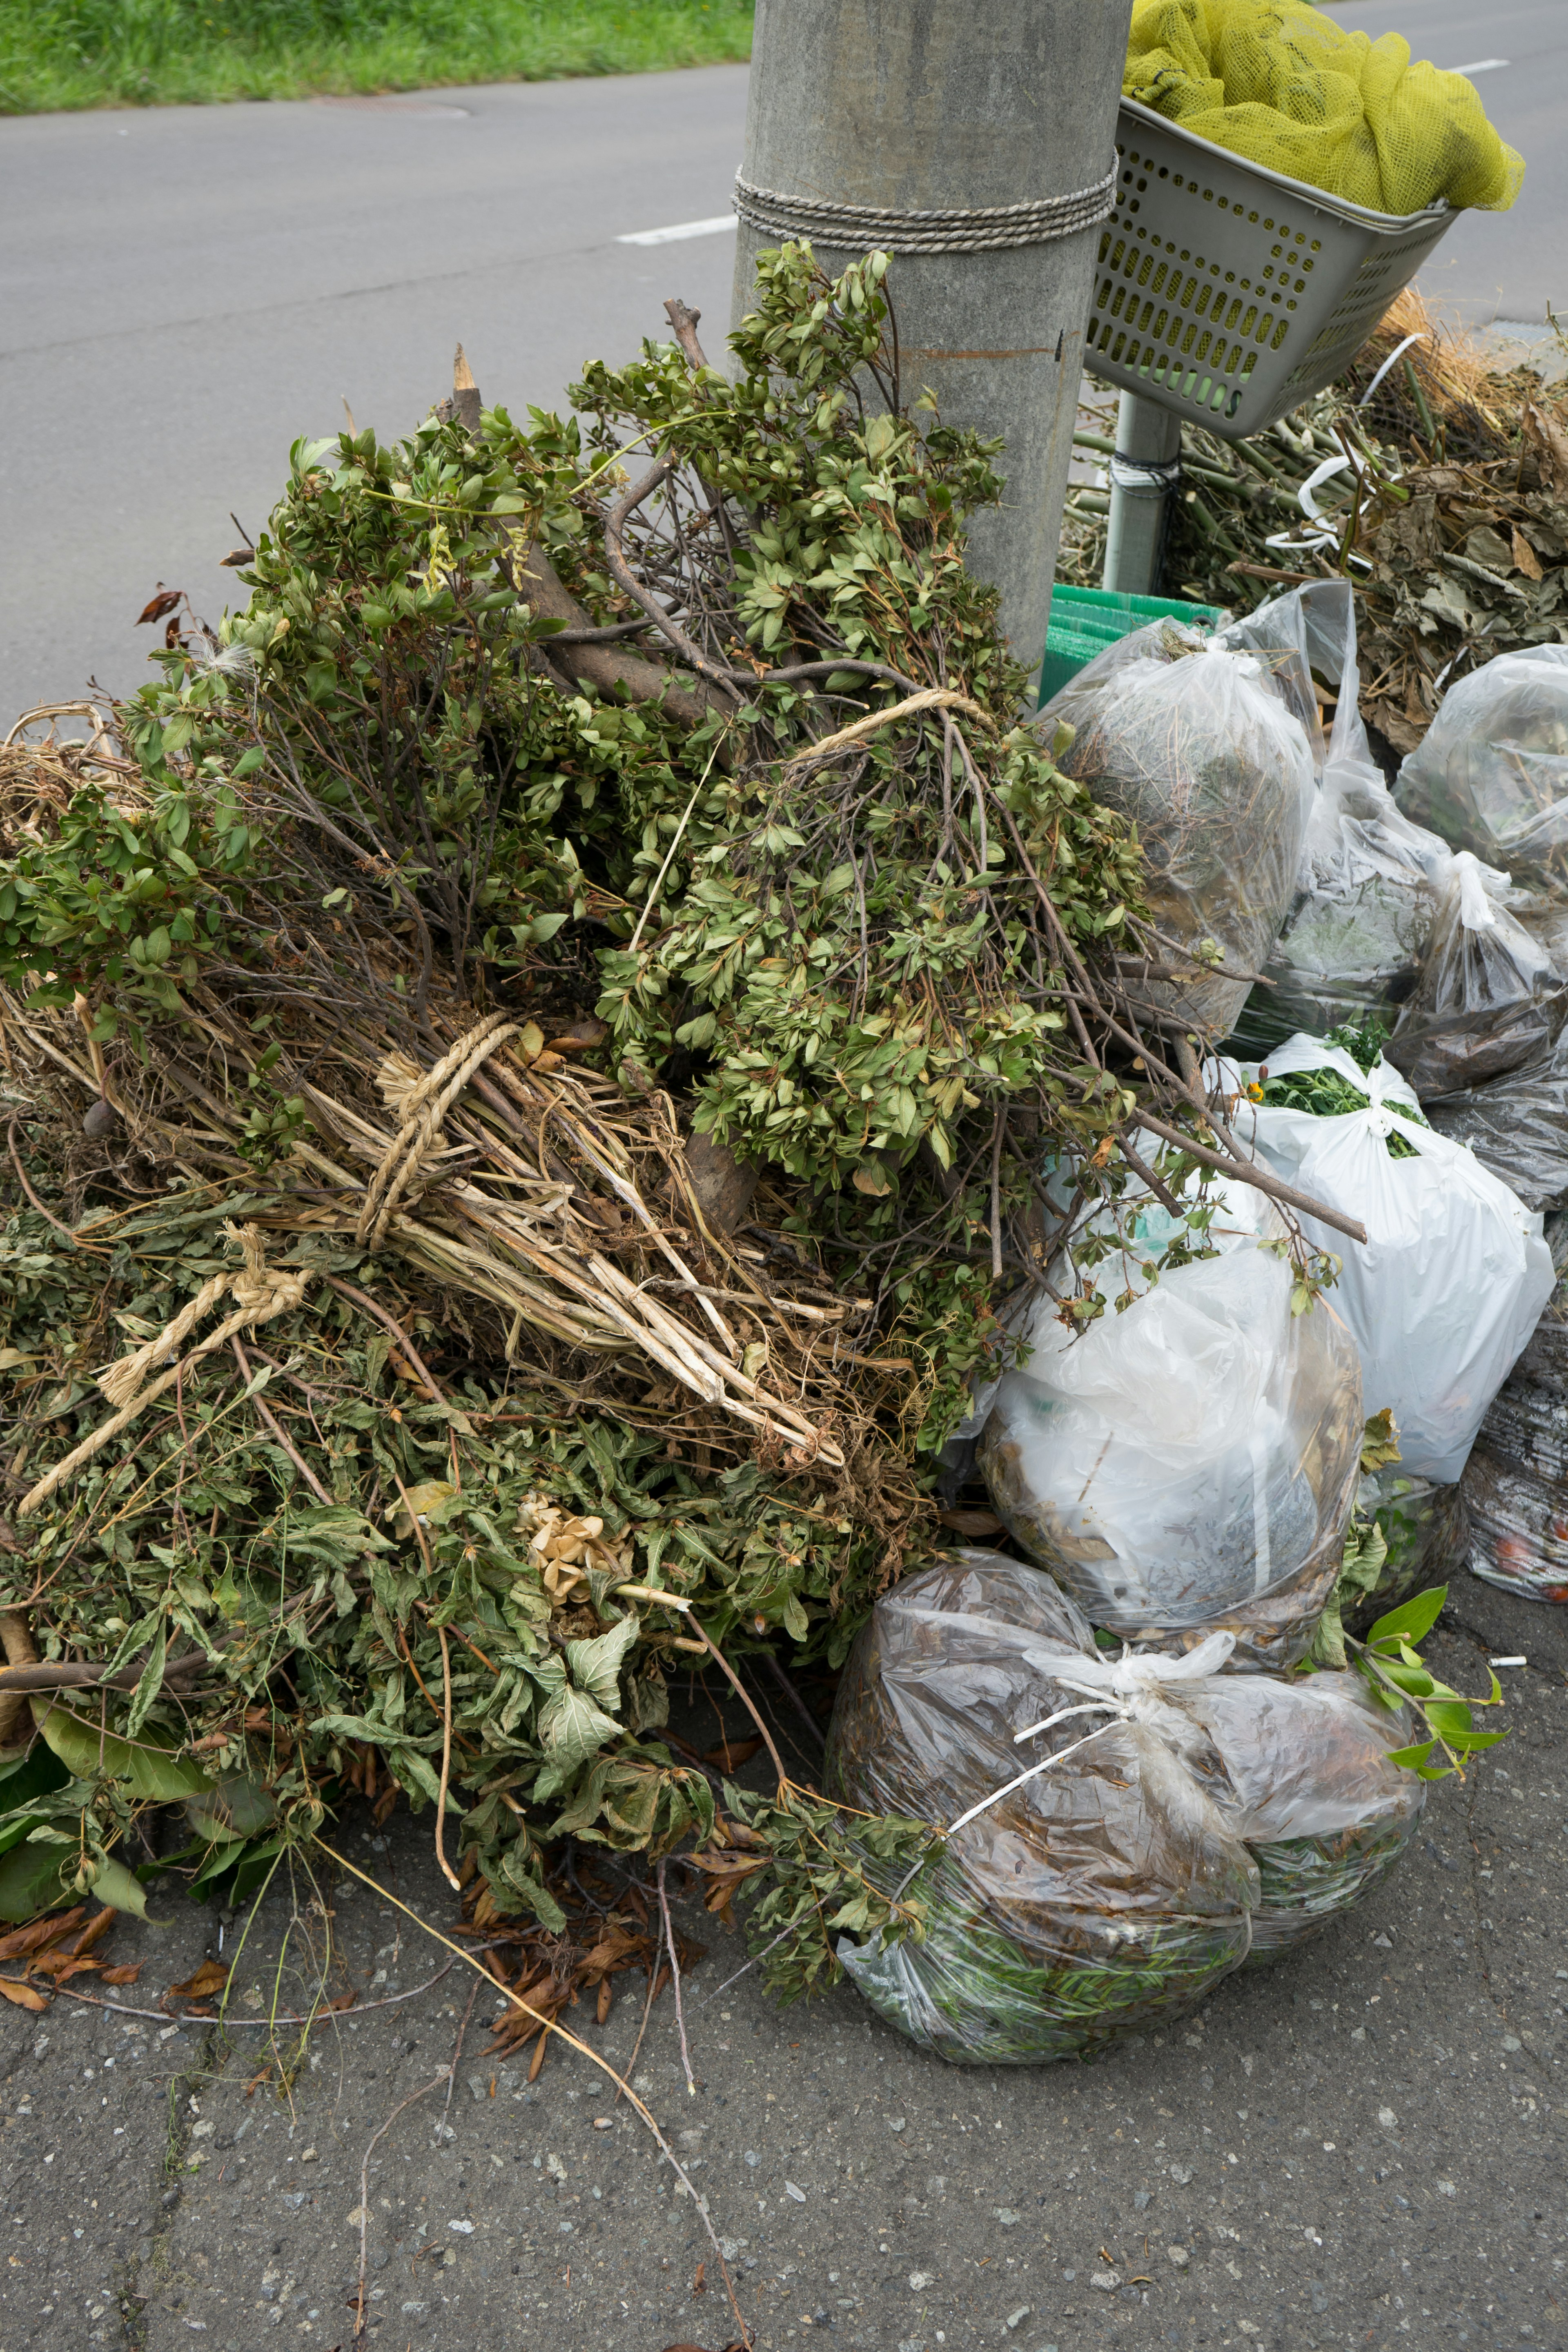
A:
0,1977,47,2011
702,1737,763,1770
1359,1408,1401,1473
169,1957,231,2002
136,588,183,626
100,1963,142,1985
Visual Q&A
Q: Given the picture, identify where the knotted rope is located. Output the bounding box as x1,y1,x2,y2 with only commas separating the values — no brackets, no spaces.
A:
19,1222,313,1519
356,1012,520,1252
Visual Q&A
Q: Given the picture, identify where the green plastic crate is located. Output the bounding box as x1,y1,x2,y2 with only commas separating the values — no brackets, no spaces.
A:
1038,585,1226,710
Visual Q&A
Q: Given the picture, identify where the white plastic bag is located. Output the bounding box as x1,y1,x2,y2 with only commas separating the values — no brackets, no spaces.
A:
976,1176,1362,1665
1396,646,1568,894
1040,632,1315,1042
1220,1031,1555,1483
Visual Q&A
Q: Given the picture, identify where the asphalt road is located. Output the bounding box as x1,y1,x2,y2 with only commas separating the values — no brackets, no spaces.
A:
2,8,1565,731
0,1561,1563,2352
0,67,751,731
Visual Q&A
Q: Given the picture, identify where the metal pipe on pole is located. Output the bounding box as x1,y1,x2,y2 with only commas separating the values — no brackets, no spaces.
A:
1102,389,1184,595
731,0,1136,680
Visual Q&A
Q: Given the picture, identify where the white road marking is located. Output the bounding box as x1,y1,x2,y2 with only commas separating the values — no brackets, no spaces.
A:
617,214,737,247
1448,58,1511,74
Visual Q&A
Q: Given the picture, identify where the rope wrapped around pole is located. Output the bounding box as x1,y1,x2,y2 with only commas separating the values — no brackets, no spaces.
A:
732,163,1118,253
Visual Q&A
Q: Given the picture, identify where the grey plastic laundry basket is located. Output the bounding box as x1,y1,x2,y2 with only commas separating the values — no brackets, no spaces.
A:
1087,97,1455,441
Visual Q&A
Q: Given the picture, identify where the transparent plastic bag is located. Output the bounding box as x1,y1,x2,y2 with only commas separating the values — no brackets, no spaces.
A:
1460,1281,1568,1601
827,1552,1423,2063
1385,850,1565,1101
1217,1033,1555,1483
1426,1037,1568,1212
1040,631,1314,1042
1222,584,1455,1055
976,1178,1362,1667
1395,646,1568,895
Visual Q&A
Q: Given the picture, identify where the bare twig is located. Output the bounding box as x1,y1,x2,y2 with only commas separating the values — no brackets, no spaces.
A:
434,1624,460,1892
318,1841,754,2349
230,1336,334,1505
657,1857,699,2098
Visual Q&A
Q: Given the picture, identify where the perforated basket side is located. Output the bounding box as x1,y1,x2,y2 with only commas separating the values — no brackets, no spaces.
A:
1086,101,1451,441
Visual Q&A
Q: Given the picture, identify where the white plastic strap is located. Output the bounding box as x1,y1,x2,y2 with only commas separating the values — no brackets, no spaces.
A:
1359,332,1427,410
1454,849,1498,932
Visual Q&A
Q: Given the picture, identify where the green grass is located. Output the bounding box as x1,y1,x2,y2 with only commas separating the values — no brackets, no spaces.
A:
0,0,753,114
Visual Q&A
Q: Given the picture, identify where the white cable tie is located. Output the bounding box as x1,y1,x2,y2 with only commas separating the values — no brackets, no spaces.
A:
942,1713,1128,1838
1011,1699,1123,1745
1297,454,1355,523
1358,332,1428,409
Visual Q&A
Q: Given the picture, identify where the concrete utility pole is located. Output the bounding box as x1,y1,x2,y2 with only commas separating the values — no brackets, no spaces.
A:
731,0,1136,675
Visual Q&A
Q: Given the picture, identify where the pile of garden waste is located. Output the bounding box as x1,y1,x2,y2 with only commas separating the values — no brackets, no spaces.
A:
0,249,1508,2073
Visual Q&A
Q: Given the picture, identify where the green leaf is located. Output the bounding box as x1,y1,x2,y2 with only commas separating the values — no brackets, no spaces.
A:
536,1683,623,1777
1383,1740,1438,1769
1366,1586,1447,1649
31,1701,213,1803
563,1613,639,1713
88,1855,151,1919
125,1619,167,1740
0,1838,75,1920
184,1773,278,1846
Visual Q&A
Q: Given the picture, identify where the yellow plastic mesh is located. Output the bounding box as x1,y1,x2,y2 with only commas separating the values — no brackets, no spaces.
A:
1124,0,1524,216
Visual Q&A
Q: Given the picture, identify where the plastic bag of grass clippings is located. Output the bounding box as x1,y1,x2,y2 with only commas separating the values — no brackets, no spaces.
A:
1038,629,1314,1044
1385,850,1566,1102
826,1554,1424,2064
1396,646,1568,896
1460,1275,1568,1601
1219,581,1454,1058
976,1174,1362,1670
1217,1027,1555,1483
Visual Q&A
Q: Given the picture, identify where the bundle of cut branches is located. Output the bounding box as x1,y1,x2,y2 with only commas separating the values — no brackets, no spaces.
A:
0,245,1360,2007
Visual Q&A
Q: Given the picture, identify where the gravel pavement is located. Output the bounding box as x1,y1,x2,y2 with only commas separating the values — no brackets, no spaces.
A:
0,1564,1562,2352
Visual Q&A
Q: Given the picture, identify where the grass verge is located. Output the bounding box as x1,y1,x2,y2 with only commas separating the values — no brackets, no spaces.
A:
0,0,753,114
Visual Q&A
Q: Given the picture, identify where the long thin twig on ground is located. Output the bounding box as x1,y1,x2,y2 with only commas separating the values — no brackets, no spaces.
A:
438,1973,481,2140
352,2069,450,2338
318,1840,754,2350
657,1857,698,2098
614,1951,662,2111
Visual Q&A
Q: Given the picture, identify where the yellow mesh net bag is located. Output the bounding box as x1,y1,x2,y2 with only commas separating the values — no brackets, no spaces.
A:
1124,0,1524,216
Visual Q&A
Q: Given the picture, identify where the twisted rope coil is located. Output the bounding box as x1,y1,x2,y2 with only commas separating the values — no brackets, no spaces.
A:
356,1012,521,1251
732,164,1117,254
19,1223,313,1518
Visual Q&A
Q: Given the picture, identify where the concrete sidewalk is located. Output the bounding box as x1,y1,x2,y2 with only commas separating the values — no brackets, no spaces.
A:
0,1563,1562,2352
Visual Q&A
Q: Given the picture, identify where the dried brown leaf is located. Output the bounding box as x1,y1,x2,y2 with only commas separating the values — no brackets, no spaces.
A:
701,1736,764,1770
1512,526,1545,581
0,1976,47,2011
168,1957,230,2001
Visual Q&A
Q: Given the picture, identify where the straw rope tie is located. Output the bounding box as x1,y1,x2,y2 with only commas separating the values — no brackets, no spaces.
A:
732,165,1118,254
356,1012,521,1252
18,1222,314,1518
